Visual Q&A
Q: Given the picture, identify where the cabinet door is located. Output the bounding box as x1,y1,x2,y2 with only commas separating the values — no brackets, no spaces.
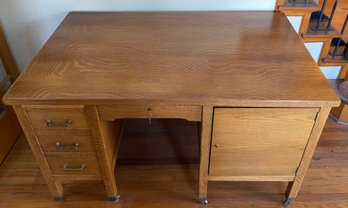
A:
210,108,318,178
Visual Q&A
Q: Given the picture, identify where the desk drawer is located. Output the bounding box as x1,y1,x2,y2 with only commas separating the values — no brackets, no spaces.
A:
25,106,90,131
210,107,318,178
46,153,101,178
98,105,202,121
37,133,95,153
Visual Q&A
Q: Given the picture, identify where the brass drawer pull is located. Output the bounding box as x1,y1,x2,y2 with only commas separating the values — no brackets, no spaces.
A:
46,119,73,127
55,142,80,150
63,164,86,172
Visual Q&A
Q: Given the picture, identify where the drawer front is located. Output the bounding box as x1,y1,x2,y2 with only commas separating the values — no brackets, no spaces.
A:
25,107,90,131
98,105,202,121
210,108,318,177
46,153,100,177
37,133,95,152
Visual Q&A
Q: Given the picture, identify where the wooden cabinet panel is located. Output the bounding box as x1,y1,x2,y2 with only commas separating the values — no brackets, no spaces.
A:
210,108,318,178
24,106,89,131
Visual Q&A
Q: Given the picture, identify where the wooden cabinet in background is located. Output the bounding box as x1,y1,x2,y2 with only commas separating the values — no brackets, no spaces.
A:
0,25,21,164
318,0,348,40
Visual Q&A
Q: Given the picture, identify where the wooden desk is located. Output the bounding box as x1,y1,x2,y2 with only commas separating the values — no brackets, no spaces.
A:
3,12,340,206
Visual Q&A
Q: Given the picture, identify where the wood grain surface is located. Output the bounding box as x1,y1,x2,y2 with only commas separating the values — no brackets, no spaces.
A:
2,12,339,107
85,105,119,199
210,108,318,178
287,107,331,199
198,106,213,200
12,106,64,199
98,105,201,121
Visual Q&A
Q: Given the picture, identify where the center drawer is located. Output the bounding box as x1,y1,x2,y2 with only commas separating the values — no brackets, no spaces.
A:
97,105,202,121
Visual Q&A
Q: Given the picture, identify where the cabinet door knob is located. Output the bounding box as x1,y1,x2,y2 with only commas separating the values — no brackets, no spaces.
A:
148,107,153,125
214,144,219,148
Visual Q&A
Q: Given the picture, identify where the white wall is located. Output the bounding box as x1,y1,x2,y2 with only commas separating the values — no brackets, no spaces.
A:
305,42,324,63
286,16,302,33
320,66,341,79
0,0,276,72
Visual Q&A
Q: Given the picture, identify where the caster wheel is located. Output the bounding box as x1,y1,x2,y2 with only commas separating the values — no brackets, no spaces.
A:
53,194,65,202
199,198,209,205
109,194,121,203
283,198,294,207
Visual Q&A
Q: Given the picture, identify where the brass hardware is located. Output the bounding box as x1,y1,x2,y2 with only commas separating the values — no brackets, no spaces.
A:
214,144,219,148
148,107,153,125
55,142,80,150
63,164,86,172
46,119,73,127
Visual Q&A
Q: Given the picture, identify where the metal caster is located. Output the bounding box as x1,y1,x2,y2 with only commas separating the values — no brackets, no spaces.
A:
199,198,209,205
109,194,121,203
283,198,294,207
53,194,65,202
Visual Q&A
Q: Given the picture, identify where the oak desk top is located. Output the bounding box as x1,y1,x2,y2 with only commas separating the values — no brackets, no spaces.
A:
3,12,340,107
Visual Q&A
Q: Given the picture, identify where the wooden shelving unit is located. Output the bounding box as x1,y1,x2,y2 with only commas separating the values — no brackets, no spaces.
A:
278,0,348,124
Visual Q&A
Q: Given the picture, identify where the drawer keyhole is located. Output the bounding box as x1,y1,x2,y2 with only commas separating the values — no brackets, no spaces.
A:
148,108,153,125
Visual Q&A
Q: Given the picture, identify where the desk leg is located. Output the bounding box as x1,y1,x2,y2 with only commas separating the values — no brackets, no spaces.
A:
85,106,120,202
13,106,64,200
198,106,213,204
284,107,331,206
